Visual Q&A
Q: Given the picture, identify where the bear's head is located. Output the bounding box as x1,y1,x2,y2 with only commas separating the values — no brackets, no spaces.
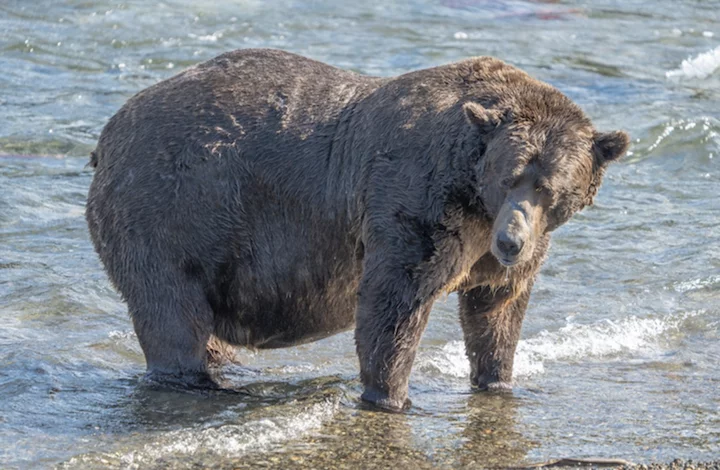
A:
463,98,629,268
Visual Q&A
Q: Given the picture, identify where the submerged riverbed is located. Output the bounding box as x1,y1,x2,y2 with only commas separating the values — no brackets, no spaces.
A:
1,0,719,468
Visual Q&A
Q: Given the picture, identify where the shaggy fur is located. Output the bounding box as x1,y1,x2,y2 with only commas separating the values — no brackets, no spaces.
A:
86,49,629,411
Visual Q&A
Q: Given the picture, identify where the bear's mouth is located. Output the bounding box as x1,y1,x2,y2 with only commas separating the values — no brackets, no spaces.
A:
496,255,519,268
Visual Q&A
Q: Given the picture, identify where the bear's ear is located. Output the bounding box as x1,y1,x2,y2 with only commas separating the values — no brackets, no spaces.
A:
592,130,630,167
463,102,504,134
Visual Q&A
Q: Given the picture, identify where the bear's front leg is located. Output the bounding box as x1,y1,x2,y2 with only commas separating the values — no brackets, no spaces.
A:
355,255,439,412
458,281,534,391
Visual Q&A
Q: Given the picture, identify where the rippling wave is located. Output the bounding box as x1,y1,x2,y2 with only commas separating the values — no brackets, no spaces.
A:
61,395,341,469
416,310,704,380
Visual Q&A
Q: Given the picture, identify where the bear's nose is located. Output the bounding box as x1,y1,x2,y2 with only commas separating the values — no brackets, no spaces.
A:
496,232,523,257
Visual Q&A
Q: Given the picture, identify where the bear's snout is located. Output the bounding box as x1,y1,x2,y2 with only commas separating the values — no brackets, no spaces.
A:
491,203,534,267
495,230,524,261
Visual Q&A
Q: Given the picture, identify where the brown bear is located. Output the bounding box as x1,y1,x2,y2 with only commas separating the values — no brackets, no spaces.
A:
86,48,629,412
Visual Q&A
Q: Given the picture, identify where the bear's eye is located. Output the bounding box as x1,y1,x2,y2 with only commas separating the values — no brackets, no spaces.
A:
535,184,550,195
535,184,555,206
501,177,516,189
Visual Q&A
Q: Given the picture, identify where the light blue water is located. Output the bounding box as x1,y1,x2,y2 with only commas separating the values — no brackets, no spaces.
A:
1,1,718,468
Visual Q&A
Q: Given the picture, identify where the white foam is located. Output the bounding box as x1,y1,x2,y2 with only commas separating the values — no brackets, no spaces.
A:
673,275,720,293
108,330,136,340
416,341,469,379
666,46,720,80
515,315,678,369
188,31,223,42
269,364,319,374
105,330,144,358
416,312,698,381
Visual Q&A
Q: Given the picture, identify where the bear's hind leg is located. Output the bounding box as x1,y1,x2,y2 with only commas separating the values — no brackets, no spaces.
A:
128,278,217,389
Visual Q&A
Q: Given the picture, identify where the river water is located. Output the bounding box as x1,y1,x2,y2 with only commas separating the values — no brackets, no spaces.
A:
1,0,718,468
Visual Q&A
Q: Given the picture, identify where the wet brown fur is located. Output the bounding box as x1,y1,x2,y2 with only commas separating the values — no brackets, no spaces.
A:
86,49,629,411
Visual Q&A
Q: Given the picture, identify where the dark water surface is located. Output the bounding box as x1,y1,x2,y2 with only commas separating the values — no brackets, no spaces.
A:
1,0,719,468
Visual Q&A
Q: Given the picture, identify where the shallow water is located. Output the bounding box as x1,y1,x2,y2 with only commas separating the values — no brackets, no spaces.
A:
1,0,719,468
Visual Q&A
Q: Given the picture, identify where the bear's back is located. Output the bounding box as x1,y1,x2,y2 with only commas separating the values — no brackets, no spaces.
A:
92,49,379,173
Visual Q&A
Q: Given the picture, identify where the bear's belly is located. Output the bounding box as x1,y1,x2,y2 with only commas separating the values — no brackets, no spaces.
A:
212,239,363,350
232,284,360,350
253,309,357,349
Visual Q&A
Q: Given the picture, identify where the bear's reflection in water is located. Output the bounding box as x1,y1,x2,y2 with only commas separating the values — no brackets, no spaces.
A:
229,390,532,469
226,382,534,469
73,374,533,468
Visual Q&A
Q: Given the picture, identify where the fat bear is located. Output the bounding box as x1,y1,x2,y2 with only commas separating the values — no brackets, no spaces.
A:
86,49,629,412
